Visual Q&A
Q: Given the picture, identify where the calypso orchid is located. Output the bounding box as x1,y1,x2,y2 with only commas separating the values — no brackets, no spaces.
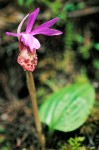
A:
6,8,62,71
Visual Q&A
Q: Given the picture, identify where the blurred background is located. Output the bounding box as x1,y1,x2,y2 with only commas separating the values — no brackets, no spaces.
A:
0,0,99,149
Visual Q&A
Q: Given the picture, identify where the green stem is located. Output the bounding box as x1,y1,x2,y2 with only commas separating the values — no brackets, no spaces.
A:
26,71,45,150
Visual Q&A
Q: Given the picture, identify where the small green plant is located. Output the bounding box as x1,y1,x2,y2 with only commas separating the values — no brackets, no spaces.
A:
18,0,34,6
68,137,84,150
58,144,67,150
58,137,85,150
41,0,62,16
64,21,74,50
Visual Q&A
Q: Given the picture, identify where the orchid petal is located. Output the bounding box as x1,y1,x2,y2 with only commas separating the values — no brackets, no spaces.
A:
6,32,21,37
30,17,59,35
17,14,29,34
17,49,37,72
31,28,62,36
21,34,40,51
26,8,40,33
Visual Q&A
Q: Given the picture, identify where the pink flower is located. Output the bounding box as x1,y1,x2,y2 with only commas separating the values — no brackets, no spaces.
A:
6,8,62,71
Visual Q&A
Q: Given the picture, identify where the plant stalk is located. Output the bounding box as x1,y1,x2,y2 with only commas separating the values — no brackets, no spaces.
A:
26,71,45,150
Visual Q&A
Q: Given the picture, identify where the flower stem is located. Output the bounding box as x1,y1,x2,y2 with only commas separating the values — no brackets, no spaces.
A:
26,71,45,150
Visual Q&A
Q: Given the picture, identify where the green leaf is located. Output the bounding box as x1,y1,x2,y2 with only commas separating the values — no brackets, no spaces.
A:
1,147,9,150
64,3,75,12
25,0,34,6
0,125,5,134
93,60,99,69
76,2,86,10
18,0,23,6
94,43,99,50
39,82,95,132
74,34,84,43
